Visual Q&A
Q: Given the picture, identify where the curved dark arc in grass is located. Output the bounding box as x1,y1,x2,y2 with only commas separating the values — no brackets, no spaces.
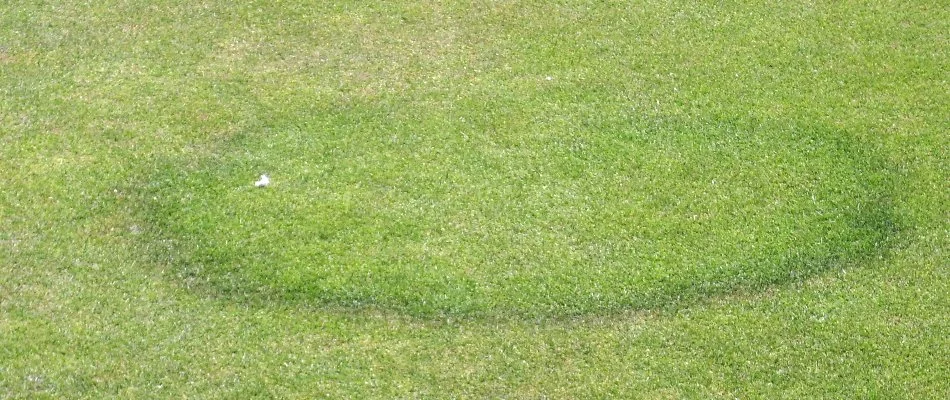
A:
136,121,901,320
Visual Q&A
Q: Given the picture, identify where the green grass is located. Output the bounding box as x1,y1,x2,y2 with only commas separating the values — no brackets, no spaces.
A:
2,0,947,397
150,103,893,317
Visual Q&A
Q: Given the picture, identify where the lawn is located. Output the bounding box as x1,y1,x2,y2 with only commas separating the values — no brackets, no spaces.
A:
1,0,947,397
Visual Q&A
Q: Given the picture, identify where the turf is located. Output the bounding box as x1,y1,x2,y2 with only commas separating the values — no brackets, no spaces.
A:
149,94,893,317
1,0,947,397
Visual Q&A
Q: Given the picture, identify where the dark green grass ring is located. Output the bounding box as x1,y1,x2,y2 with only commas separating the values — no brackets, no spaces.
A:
146,114,896,318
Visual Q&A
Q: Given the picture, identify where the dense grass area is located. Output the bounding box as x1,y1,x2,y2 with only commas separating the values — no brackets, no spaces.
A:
150,87,894,317
2,0,947,397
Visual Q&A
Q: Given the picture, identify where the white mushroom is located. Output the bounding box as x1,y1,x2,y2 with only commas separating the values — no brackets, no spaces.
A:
255,174,270,187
